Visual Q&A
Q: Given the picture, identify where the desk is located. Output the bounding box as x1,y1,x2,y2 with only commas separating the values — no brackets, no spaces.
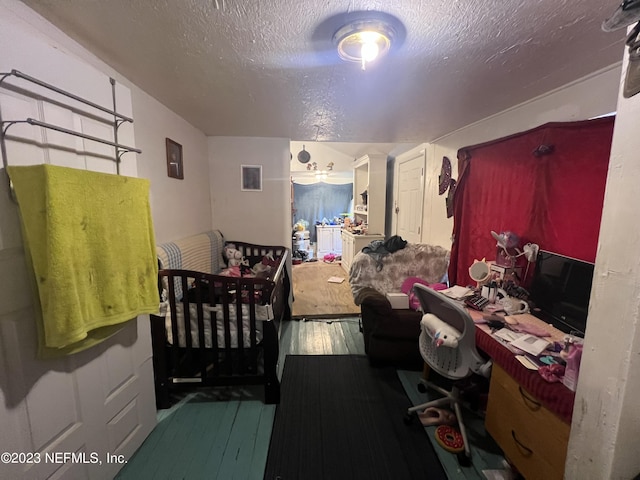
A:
469,310,573,480
471,312,575,424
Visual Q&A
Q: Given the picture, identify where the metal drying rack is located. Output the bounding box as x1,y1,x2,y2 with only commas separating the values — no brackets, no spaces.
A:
0,69,142,198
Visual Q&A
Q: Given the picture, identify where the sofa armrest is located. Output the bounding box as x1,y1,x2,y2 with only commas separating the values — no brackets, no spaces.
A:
359,288,390,354
358,287,393,312
359,288,421,346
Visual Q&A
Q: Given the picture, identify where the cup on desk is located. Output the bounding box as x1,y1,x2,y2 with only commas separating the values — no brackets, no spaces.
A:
502,297,530,315
481,283,498,303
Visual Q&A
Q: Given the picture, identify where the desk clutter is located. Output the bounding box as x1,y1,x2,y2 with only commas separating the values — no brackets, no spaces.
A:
439,284,584,392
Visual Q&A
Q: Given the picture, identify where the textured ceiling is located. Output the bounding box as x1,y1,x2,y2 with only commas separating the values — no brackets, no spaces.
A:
21,0,626,145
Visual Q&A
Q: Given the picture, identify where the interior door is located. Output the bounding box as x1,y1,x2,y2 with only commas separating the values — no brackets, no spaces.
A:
396,151,425,243
0,49,156,479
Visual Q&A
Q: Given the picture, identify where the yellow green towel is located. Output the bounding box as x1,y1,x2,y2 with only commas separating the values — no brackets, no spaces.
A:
8,164,159,356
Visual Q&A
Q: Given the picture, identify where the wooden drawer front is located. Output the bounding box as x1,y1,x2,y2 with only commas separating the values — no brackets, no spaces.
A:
486,365,570,480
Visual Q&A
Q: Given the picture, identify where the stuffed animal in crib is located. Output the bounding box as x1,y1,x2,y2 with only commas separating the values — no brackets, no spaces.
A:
252,252,276,277
421,313,461,348
224,243,248,267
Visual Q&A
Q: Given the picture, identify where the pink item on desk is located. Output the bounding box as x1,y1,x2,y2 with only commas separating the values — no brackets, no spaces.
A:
539,364,566,383
512,323,552,337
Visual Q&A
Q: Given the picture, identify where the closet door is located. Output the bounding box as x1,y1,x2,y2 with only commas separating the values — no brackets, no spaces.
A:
0,19,156,479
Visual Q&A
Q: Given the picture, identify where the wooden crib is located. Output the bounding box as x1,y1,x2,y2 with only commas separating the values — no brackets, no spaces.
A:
149,231,291,408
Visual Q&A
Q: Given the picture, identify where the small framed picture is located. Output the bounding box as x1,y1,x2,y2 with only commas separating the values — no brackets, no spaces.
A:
241,165,262,191
166,138,183,179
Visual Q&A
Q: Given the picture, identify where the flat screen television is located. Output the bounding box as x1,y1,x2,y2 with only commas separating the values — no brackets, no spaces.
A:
528,250,595,336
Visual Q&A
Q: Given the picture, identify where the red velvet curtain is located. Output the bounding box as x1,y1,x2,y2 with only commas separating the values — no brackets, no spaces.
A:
449,117,615,287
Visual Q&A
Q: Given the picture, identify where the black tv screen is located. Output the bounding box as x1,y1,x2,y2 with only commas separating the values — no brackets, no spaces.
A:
528,250,595,336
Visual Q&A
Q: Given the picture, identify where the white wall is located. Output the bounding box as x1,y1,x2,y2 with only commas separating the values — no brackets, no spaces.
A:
133,89,211,243
416,64,622,249
290,141,354,185
208,137,291,247
566,46,640,479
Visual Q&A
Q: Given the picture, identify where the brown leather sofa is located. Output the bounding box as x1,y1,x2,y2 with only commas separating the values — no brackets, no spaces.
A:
349,243,450,369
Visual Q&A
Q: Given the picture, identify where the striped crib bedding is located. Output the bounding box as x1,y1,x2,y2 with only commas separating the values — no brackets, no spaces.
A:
163,302,271,348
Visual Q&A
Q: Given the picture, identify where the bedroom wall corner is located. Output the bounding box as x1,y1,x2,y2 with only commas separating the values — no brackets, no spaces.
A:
207,136,291,248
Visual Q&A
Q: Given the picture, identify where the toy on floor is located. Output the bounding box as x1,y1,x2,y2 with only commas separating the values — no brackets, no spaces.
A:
418,407,456,427
434,425,465,453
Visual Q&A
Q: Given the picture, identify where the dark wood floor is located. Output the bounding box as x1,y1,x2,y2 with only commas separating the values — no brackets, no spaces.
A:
116,317,364,480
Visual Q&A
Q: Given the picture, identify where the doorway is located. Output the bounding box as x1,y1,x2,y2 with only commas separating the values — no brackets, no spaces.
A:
395,150,425,244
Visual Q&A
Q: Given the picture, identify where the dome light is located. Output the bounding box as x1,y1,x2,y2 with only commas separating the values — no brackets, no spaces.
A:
333,20,395,70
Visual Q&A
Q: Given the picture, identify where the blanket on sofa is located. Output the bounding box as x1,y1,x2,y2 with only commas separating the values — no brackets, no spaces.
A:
349,243,450,305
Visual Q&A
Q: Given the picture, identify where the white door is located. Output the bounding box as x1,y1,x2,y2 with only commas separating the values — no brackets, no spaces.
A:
396,152,425,243
0,22,156,479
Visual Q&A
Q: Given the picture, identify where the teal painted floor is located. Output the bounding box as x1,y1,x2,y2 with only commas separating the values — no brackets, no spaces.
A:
398,370,511,480
116,393,274,480
116,318,364,480
116,318,510,479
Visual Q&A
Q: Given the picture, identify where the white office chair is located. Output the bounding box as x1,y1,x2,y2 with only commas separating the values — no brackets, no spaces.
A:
405,283,492,462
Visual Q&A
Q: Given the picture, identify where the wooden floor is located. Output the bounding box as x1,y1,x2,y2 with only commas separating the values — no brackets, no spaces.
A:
116,317,364,480
278,317,364,367
117,319,506,480
291,260,360,319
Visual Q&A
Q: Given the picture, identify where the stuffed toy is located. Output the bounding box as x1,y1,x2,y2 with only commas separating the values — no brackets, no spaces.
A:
418,407,457,427
252,253,276,277
421,313,461,348
224,243,248,267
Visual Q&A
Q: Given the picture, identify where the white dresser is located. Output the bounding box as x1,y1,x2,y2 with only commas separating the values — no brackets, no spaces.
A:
316,225,343,258
341,231,384,273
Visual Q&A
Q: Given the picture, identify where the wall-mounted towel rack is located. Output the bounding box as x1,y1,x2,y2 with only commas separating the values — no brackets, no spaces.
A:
1,118,141,158
0,69,141,178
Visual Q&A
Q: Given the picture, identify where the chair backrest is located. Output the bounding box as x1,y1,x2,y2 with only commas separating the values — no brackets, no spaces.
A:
412,283,490,380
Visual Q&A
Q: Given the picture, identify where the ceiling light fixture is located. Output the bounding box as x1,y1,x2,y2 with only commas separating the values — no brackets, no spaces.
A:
333,19,395,70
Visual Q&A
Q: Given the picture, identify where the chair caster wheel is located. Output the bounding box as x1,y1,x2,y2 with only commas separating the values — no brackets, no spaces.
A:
456,452,471,467
403,413,414,425
417,383,427,393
